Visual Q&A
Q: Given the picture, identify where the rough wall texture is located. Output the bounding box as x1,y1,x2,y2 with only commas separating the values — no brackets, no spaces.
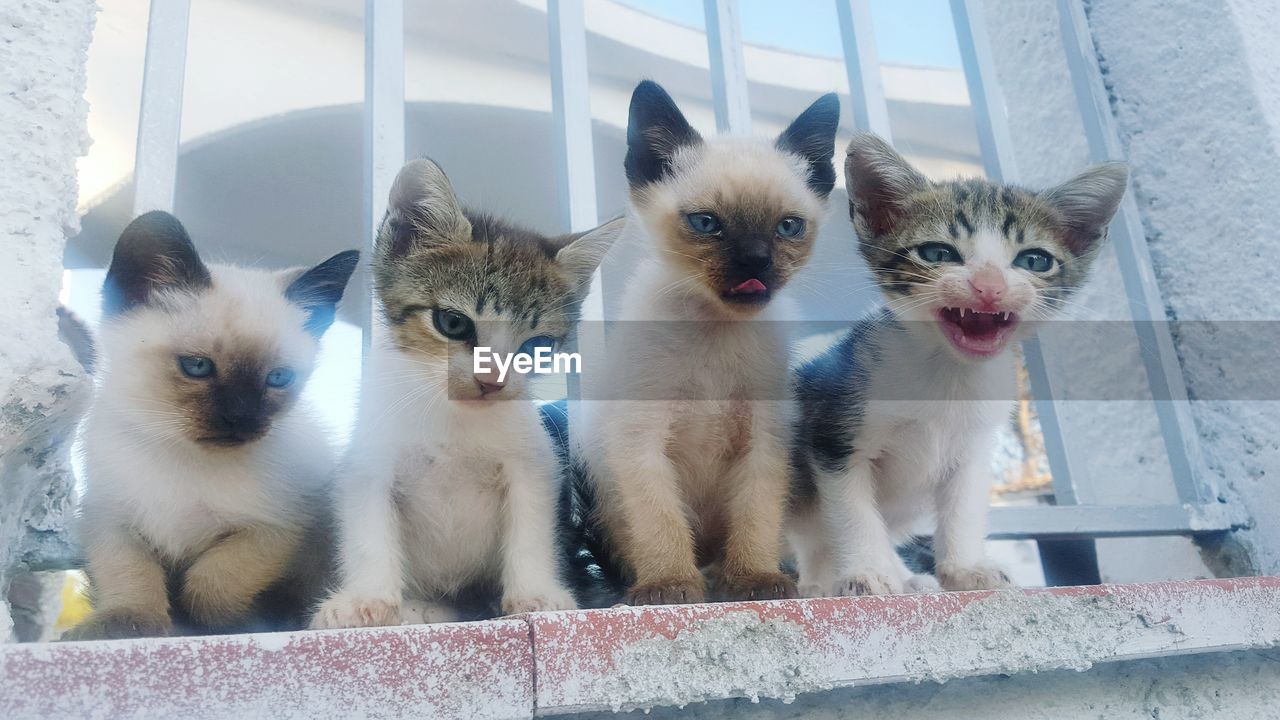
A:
0,0,98,641
1082,0,1280,574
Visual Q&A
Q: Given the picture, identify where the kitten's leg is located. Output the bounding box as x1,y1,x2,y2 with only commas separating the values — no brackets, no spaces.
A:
180,524,301,629
824,461,908,596
602,406,704,605
310,463,406,629
65,510,172,640
718,409,797,601
499,449,577,614
787,498,836,599
933,448,1011,591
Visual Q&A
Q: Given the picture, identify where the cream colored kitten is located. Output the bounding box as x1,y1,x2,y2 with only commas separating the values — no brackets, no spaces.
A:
69,211,357,638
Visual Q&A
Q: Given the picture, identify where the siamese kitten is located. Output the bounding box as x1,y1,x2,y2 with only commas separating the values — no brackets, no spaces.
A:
576,81,839,605
789,134,1127,596
67,211,358,639
310,158,620,628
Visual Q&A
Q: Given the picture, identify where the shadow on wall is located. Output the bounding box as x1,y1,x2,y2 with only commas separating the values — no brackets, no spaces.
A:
65,101,878,326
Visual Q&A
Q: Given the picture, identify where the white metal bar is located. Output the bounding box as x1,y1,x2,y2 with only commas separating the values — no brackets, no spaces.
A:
363,0,405,350
950,0,1091,507
1055,0,1213,506
132,0,192,216
703,0,751,135
834,0,892,139
986,503,1240,541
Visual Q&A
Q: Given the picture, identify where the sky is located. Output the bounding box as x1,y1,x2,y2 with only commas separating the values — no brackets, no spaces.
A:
623,0,963,68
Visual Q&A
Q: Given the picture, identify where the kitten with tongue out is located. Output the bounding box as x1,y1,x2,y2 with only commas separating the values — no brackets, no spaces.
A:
573,80,838,607
788,133,1127,599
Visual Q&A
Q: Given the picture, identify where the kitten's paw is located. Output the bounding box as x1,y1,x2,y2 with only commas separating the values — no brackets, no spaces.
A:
401,599,459,625
797,582,829,599
936,563,1012,592
501,587,578,615
904,574,943,594
62,607,173,641
309,594,401,630
835,571,903,597
718,572,798,602
627,577,706,606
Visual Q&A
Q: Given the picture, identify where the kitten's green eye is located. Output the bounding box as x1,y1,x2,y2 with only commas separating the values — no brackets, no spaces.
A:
776,216,805,238
265,367,295,389
686,213,723,235
518,335,557,357
432,308,476,341
917,242,962,264
178,356,215,379
1013,249,1056,273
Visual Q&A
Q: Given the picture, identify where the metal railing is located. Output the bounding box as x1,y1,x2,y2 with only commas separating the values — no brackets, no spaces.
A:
126,0,1238,582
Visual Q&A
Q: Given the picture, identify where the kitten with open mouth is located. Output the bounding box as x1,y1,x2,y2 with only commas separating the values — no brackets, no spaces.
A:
788,133,1127,597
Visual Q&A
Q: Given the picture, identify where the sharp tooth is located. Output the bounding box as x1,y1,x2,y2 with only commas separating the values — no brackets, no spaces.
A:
998,311,1007,321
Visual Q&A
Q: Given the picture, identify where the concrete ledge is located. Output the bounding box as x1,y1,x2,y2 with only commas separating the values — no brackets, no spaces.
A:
2,578,1277,719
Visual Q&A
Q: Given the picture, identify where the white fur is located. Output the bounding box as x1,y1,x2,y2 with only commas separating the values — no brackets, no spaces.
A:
311,332,575,629
79,264,335,607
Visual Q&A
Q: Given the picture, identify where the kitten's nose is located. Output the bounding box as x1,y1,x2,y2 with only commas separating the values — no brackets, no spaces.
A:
218,412,263,437
476,378,505,396
735,245,773,276
969,266,1007,307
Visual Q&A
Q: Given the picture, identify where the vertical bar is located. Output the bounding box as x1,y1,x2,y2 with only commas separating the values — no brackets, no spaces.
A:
548,0,602,426
132,0,192,216
1056,0,1213,506
703,0,751,135
950,0,1089,507
363,0,406,351
834,0,892,139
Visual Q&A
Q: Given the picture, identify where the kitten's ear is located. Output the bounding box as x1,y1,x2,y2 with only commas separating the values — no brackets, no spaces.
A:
555,217,625,294
776,93,840,198
1039,162,1128,256
284,250,361,338
102,211,212,317
379,158,472,257
624,80,703,188
844,133,931,237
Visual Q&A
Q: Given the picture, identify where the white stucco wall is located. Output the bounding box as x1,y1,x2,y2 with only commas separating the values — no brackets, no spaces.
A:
0,0,97,640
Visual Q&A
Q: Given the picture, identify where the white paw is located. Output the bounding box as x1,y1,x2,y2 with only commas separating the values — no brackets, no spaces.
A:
936,563,1012,592
309,593,401,630
797,582,828,599
501,587,578,615
904,574,943,594
400,599,459,625
835,571,904,597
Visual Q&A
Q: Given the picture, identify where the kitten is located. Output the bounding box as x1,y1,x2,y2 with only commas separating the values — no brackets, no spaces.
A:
67,211,358,639
310,158,620,628
788,134,1127,596
575,81,839,605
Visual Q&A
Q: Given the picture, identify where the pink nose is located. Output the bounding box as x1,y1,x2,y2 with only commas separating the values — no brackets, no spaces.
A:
969,266,1007,306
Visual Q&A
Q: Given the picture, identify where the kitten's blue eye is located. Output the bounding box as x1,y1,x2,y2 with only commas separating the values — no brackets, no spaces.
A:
178,356,214,378
518,336,557,357
265,367,296,388
432,308,476,341
1013,249,1056,273
917,242,962,264
776,217,805,238
685,213,723,235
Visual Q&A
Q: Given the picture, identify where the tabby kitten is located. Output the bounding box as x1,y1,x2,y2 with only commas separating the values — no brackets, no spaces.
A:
575,81,839,605
789,134,1127,596
68,211,358,639
310,158,620,628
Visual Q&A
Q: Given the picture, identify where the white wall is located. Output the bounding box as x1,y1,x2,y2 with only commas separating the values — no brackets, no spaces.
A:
0,0,96,640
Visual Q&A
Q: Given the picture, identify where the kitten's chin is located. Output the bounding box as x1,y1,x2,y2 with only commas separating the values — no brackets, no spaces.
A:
934,307,1020,359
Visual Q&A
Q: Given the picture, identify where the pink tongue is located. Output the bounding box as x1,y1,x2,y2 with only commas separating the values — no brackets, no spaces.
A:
731,278,768,294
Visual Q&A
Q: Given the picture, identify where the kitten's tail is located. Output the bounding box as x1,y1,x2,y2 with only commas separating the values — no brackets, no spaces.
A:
57,305,96,373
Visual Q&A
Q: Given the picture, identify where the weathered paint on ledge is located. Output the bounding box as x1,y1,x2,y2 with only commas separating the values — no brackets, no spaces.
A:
530,577,1280,714
0,618,533,720
1,578,1277,719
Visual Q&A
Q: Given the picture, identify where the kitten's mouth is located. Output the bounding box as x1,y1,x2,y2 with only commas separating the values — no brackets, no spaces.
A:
721,278,771,305
935,307,1019,357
